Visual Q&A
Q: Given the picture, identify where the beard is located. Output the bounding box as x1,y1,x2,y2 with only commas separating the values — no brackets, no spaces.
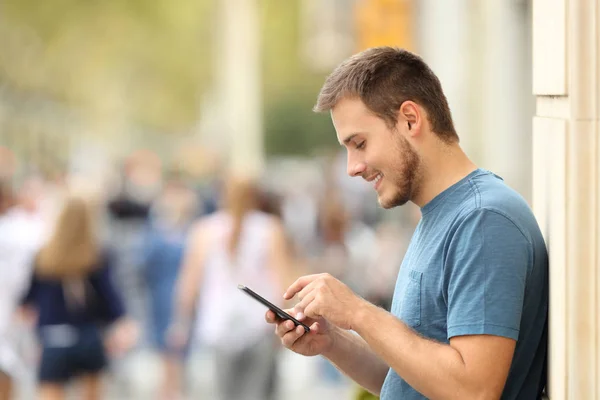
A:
378,134,421,209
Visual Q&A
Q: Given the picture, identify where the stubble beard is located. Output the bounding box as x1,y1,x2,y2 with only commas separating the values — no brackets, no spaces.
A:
378,135,421,209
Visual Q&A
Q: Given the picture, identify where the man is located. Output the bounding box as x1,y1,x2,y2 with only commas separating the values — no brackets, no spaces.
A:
266,47,548,399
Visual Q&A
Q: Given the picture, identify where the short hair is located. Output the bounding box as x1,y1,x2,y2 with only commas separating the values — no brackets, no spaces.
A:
314,47,458,143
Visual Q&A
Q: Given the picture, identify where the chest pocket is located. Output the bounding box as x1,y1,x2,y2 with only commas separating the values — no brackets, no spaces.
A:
400,269,423,327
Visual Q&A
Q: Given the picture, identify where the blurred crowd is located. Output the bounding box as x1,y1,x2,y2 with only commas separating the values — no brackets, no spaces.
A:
0,150,418,400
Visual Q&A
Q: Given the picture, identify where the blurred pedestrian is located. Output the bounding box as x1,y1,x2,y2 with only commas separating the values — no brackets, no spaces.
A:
171,176,295,400
140,177,197,400
0,177,51,399
21,193,137,400
0,181,19,400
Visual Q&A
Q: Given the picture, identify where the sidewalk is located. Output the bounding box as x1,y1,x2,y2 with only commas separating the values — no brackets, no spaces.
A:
15,348,357,399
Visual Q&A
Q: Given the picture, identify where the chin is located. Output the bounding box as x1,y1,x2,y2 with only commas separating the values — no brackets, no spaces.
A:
378,197,408,210
377,192,409,209
378,200,396,209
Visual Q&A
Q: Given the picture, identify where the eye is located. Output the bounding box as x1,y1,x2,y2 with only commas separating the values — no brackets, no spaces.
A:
356,141,366,150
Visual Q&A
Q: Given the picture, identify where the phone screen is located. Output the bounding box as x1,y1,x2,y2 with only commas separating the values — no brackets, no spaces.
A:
238,284,310,333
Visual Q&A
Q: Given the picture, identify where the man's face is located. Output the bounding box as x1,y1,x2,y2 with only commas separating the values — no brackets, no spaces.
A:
332,98,421,209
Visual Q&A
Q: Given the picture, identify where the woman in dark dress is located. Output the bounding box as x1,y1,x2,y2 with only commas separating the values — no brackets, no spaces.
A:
21,193,137,400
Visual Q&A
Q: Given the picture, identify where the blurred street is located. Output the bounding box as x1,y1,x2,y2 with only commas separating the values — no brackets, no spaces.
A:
15,348,356,399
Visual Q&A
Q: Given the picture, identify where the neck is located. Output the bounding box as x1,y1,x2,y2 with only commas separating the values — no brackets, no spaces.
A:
412,141,477,208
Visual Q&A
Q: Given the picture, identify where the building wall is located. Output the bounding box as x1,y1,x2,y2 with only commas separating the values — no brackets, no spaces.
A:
532,0,599,398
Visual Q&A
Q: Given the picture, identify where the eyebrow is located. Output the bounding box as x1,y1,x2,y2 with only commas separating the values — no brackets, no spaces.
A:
342,133,360,146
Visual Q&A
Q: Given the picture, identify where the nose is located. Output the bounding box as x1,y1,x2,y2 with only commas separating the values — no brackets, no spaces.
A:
347,154,367,177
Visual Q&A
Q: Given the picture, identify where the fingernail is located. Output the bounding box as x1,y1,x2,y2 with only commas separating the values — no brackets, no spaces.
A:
296,312,304,320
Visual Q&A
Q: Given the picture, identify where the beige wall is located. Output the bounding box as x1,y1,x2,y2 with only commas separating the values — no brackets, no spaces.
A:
532,0,599,398
418,0,534,202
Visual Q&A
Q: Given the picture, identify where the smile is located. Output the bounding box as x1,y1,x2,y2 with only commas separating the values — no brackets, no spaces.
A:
373,173,383,190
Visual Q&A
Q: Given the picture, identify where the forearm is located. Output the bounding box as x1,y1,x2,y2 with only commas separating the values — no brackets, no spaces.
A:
354,303,482,400
173,247,203,327
322,326,389,395
173,288,197,328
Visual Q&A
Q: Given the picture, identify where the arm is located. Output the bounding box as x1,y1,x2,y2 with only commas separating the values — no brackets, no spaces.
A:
18,272,39,324
89,252,141,354
172,221,208,328
20,273,38,307
138,225,158,281
270,309,390,395
323,326,390,395
289,209,529,399
267,218,299,292
91,251,126,322
353,303,515,399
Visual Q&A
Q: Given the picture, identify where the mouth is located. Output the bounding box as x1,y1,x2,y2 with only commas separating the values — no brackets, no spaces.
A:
370,173,383,191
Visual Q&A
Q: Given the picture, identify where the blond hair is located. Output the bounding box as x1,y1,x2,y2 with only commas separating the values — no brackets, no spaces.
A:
36,194,100,278
223,176,259,256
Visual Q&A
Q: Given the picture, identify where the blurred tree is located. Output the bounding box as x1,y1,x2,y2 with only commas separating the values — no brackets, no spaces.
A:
0,0,345,157
264,91,338,155
0,0,214,133
261,0,340,155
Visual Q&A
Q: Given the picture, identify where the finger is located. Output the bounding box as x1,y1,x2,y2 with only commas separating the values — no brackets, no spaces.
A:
296,280,318,301
281,324,308,348
276,319,297,338
284,274,323,300
309,321,322,334
266,308,294,324
304,301,322,320
265,310,277,324
293,291,317,320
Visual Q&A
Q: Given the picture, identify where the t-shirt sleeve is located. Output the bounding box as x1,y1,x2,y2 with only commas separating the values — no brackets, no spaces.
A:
445,208,531,341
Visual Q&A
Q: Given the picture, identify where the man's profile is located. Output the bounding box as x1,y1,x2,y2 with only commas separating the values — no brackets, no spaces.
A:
266,47,548,400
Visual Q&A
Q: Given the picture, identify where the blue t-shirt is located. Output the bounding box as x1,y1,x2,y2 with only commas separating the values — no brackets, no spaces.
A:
380,169,548,400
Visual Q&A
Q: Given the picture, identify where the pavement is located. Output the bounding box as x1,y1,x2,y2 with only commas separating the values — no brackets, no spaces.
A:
14,347,357,399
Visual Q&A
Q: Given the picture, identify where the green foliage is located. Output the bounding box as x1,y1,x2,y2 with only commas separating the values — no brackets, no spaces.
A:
261,0,337,155
0,0,215,132
0,0,340,155
264,92,338,156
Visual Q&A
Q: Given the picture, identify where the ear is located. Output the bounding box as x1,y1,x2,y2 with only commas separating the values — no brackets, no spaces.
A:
396,101,421,137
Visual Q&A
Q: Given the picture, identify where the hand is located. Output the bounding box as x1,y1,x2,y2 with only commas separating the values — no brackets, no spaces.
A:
265,309,335,357
105,318,140,357
285,273,364,330
15,306,38,327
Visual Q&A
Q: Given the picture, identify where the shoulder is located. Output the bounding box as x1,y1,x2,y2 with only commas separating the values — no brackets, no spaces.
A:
461,173,538,240
247,212,286,241
469,172,529,210
443,198,535,272
185,212,224,244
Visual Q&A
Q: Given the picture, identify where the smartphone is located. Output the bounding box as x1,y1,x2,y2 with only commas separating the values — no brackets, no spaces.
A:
238,284,310,333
